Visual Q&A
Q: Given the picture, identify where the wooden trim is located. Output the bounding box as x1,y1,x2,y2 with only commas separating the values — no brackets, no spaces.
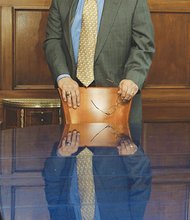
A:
144,85,190,89
149,0,190,12
0,89,58,98
13,85,55,90
13,6,50,10
0,7,2,90
142,88,190,103
0,0,51,7
1,0,190,12
2,98,60,108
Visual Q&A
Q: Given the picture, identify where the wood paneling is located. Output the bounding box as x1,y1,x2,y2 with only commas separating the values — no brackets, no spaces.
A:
0,7,13,90
143,122,190,154
0,0,51,7
12,186,50,220
12,125,61,172
148,0,190,12
14,8,53,89
0,185,50,220
144,183,188,220
142,122,190,168
145,13,190,88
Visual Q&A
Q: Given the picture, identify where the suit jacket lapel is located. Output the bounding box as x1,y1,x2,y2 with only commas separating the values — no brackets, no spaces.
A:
95,0,122,62
64,0,79,67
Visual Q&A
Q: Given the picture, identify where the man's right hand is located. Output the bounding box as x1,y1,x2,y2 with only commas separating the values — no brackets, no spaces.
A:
58,77,80,109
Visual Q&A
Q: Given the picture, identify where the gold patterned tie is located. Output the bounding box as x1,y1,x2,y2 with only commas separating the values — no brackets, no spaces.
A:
76,0,98,87
77,148,95,220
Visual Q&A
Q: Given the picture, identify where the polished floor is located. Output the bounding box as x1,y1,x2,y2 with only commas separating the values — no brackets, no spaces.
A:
0,121,190,220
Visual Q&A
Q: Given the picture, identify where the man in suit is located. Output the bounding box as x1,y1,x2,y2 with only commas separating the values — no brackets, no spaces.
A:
44,0,155,123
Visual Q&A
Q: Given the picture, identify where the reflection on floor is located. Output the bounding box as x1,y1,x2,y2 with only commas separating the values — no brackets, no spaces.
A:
0,122,190,220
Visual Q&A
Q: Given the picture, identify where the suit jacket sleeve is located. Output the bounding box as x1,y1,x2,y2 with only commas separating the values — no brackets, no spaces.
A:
124,0,155,90
44,0,70,82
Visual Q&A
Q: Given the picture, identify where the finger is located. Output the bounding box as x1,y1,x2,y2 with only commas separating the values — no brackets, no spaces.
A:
71,90,77,109
71,130,77,145
125,138,131,145
62,89,67,102
121,88,127,98
124,93,132,100
75,88,80,107
66,132,72,144
123,139,131,147
117,146,122,154
118,87,122,95
119,81,128,98
66,92,72,107
120,140,125,148
127,89,137,98
61,137,67,147
72,131,80,148
75,132,80,146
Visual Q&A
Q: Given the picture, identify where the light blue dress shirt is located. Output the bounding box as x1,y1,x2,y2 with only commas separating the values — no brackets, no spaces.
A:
57,0,105,82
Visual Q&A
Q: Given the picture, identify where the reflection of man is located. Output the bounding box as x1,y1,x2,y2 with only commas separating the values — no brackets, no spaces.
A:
43,130,151,220
44,0,155,123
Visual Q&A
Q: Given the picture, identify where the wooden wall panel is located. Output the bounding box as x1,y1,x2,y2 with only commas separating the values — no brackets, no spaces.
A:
144,183,188,220
12,125,61,172
143,122,190,154
12,186,50,220
142,122,190,168
14,8,54,89
145,12,190,88
0,0,51,7
148,0,190,12
0,7,13,90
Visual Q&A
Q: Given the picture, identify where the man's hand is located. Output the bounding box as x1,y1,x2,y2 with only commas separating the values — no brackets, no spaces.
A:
117,137,138,155
58,77,80,109
57,130,80,157
118,79,138,100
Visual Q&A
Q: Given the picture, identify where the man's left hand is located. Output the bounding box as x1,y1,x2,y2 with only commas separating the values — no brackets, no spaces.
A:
118,79,139,101
57,130,80,157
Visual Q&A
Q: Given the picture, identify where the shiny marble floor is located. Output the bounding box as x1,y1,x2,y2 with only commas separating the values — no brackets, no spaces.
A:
0,121,190,220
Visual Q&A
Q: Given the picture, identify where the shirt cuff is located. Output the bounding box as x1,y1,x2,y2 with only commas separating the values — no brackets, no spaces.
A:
57,74,71,84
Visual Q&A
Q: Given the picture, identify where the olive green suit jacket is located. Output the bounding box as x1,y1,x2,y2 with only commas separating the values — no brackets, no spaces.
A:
44,0,155,123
